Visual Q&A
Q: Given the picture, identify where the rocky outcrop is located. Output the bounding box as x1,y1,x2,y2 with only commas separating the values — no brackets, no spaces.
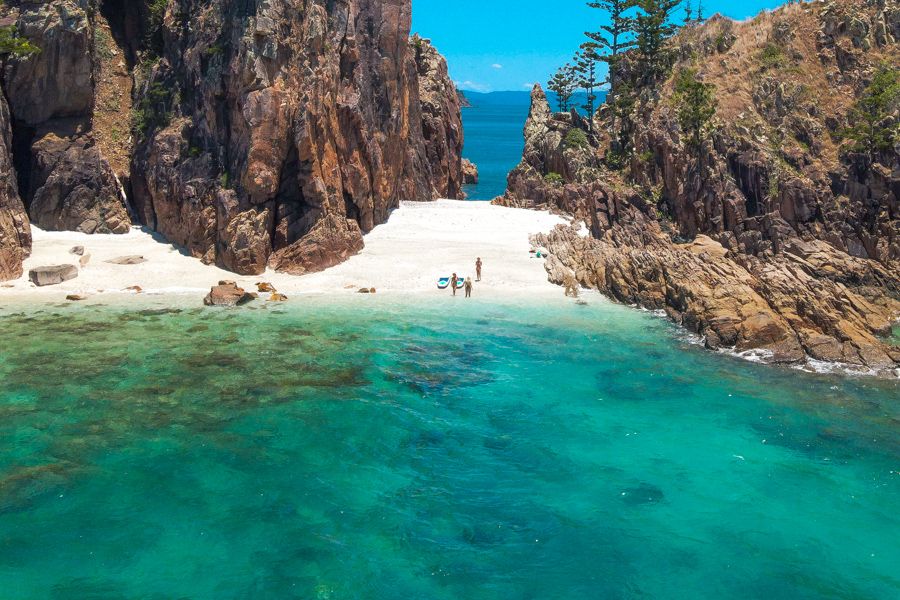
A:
499,0,900,372
130,1,464,275
1,0,130,235
27,128,130,233
0,0,463,279
462,158,479,184
0,92,30,281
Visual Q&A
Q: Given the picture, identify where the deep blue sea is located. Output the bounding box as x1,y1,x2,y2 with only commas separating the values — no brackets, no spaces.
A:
460,90,597,201
1,296,898,598
460,95,530,201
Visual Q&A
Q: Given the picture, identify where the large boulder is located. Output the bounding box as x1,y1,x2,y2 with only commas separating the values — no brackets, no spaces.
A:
203,281,255,307
26,130,130,234
28,264,78,286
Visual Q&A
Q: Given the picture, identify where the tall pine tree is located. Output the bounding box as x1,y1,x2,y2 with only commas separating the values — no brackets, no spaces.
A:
547,64,577,112
634,0,680,83
574,43,602,132
585,0,636,101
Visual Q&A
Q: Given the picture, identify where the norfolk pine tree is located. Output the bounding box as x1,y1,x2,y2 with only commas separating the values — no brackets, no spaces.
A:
548,64,577,112
634,0,680,83
574,43,602,133
585,0,636,101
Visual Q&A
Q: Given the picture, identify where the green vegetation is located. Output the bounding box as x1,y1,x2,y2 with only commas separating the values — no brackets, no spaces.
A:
759,43,785,69
586,0,636,100
634,0,680,83
564,127,590,149
544,172,565,186
841,64,900,161
546,0,681,153
132,82,171,137
573,43,602,130
0,25,40,59
204,43,224,58
548,63,578,112
148,0,169,31
674,67,717,153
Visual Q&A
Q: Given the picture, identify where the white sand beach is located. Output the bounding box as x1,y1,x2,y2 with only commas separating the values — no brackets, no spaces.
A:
1,200,570,302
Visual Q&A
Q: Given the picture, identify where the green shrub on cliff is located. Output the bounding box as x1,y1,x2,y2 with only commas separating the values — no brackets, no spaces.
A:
132,82,172,137
564,128,590,149
842,65,900,161
544,172,565,186
0,26,39,59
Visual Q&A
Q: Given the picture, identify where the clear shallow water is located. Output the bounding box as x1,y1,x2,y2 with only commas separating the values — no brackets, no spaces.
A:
0,297,898,599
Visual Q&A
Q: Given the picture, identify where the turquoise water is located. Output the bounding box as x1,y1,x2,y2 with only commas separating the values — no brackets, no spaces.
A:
1,297,898,599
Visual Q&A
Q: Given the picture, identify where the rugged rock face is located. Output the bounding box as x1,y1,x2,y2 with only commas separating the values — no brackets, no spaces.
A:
0,0,463,280
2,1,131,237
130,1,464,275
0,93,30,281
499,0,900,372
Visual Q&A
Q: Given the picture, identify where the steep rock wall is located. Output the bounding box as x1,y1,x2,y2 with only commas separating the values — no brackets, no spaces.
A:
130,0,463,275
0,92,30,281
0,0,463,279
2,0,131,236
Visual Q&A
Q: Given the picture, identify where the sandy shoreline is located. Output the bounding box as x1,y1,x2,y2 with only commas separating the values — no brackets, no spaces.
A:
0,200,571,304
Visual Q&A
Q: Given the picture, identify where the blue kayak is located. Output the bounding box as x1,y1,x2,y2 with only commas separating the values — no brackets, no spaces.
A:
437,277,466,289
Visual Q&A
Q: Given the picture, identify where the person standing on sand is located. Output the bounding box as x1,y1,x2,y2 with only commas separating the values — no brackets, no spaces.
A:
476,258,482,281
464,277,473,298
451,273,458,296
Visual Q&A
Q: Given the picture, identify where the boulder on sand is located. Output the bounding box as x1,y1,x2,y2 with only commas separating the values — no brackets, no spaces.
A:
105,255,147,265
29,265,78,286
269,293,288,301
66,294,87,301
257,282,276,293
203,281,255,307
69,246,84,256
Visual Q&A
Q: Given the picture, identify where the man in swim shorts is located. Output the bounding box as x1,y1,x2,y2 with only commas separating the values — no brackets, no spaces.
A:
464,277,473,298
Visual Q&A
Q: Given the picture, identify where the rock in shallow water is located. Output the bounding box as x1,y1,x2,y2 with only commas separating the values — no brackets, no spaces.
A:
203,282,255,307
29,264,78,286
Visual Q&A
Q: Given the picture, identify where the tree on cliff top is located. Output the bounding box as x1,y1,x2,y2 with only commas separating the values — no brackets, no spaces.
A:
634,0,680,83
674,67,717,158
842,65,900,163
585,0,636,101
574,43,602,132
548,64,578,112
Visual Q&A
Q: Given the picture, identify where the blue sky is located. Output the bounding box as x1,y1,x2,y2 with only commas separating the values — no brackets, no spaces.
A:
412,0,788,92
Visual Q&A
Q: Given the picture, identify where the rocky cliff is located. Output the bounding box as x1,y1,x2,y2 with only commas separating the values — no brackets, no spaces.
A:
0,0,463,279
498,0,900,372
0,91,29,281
